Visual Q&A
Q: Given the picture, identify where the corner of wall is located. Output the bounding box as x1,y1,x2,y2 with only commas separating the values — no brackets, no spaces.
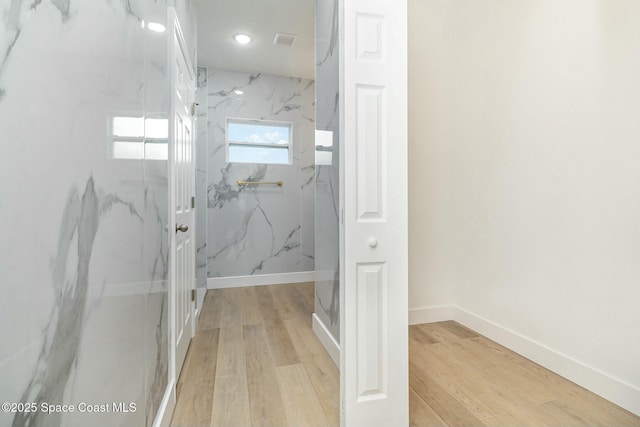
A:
408,306,453,325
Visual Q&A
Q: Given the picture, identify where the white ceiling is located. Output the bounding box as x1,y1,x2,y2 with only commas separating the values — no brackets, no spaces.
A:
194,0,315,80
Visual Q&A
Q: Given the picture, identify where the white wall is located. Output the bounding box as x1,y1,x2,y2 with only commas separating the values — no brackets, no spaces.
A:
409,0,640,414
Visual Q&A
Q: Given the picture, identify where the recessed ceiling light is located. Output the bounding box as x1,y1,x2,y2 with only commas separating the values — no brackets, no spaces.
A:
233,33,252,45
234,90,244,95
147,22,166,33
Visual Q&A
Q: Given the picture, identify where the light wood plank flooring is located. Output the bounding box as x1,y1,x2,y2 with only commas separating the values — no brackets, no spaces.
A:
171,283,640,427
410,321,640,427
171,282,339,427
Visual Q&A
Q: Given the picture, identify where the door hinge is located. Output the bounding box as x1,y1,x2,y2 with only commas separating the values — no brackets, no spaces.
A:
191,289,196,302
191,102,199,116
191,196,195,209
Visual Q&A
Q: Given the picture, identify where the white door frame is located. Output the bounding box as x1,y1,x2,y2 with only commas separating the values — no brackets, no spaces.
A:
339,0,409,425
167,2,196,410
153,10,197,427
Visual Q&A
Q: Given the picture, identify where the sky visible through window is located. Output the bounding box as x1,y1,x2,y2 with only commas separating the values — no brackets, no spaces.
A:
228,122,290,145
229,145,289,164
228,120,292,164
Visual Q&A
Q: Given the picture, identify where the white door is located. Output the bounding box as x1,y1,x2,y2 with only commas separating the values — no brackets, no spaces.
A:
169,9,196,384
340,0,409,425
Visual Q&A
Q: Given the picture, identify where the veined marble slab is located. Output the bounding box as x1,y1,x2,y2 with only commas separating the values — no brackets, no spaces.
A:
314,0,341,343
0,0,195,426
204,69,316,279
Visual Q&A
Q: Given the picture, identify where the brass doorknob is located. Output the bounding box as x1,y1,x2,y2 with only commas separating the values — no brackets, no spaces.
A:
176,224,189,233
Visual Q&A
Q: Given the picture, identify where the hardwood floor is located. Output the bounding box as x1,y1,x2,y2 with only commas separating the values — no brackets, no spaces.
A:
409,322,640,427
171,282,339,427
171,284,640,427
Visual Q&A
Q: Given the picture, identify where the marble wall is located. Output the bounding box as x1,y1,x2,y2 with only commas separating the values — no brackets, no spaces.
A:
314,0,341,343
204,69,315,279
195,67,208,309
0,1,194,426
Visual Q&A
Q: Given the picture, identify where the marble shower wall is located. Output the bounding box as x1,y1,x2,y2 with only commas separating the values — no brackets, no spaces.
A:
195,67,208,309
205,69,315,278
0,1,195,426
315,0,341,343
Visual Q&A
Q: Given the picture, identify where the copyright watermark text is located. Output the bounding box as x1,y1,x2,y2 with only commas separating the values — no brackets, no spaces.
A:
2,402,136,414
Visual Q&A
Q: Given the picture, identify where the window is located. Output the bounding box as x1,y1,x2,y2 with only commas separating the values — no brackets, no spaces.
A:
226,118,292,164
315,129,334,166
111,115,168,160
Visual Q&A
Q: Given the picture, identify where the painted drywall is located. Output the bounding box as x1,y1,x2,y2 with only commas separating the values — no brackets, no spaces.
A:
0,1,196,426
409,0,640,413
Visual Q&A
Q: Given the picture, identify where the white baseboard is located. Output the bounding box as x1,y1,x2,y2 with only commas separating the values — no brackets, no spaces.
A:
152,380,175,427
408,305,453,325
451,306,640,417
195,287,206,317
207,271,315,289
312,313,340,367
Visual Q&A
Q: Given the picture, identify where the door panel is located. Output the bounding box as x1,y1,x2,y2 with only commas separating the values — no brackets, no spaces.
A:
341,0,408,425
170,10,195,385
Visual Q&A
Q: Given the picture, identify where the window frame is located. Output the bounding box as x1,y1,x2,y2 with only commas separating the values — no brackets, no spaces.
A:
110,113,169,160
225,117,294,165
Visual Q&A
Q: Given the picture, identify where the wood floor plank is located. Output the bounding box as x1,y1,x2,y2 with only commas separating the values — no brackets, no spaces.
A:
287,283,316,323
255,286,300,366
576,392,640,426
238,286,263,325
216,324,245,377
409,387,448,427
424,332,559,406
176,339,194,400
414,322,464,344
419,339,536,414
482,411,539,427
470,336,583,399
457,338,567,404
268,284,299,322
243,324,290,427
171,328,220,427
284,283,315,325
410,360,486,427
216,291,246,376
283,317,340,426
411,342,566,427
438,321,478,339
198,290,223,331
411,342,507,420
276,364,330,427
410,325,440,345
291,282,315,315
542,395,640,427
210,374,252,427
